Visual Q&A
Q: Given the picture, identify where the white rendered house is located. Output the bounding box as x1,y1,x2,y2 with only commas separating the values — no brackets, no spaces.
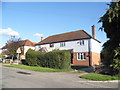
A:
35,25,101,66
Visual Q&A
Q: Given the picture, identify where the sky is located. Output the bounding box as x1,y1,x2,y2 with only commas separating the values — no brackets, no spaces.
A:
1,2,110,47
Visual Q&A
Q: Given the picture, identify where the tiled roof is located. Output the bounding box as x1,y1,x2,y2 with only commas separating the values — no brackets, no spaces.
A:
36,30,93,45
18,40,37,46
2,40,36,49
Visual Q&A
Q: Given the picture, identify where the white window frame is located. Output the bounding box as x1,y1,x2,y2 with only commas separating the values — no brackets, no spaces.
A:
60,42,65,47
77,53,86,60
77,40,85,46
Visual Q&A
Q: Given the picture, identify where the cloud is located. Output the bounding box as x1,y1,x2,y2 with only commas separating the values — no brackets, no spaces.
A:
0,44,2,48
0,28,20,37
34,33,43,37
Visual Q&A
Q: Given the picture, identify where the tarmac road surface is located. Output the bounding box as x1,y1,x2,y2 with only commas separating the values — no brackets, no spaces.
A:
1,65,119,88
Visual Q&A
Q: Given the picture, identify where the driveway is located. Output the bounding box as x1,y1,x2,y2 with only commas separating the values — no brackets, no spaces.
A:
1,65,119,88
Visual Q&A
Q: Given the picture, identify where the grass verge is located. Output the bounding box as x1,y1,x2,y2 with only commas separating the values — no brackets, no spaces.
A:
78,70,86,73
80,73,120,81
3,64,72,72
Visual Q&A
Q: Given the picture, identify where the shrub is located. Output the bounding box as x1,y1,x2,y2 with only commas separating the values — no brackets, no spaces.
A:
45,50,71,69
26,49,71,69
0,54,5,58
26,49,40,66
21,59,28,65
94,64,114,75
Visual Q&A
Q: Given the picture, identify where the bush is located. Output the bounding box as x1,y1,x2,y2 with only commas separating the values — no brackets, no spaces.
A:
94,64,115,75
26,49,71,69
26,49,40,66
21,59,28,65
0,54,5,58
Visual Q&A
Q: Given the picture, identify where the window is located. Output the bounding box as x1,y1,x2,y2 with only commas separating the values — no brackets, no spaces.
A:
77,53,86,60
77,40,84,45
50,43,54,47
39,45,41,48
60,42,65,47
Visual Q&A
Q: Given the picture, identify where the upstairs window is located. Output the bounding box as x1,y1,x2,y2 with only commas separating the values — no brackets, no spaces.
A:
77,40,84,45
77,53,86,60
50,43,54,47
60,42,65,47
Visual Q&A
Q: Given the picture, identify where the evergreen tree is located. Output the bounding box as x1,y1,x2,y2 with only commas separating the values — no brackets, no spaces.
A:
99,1,120,75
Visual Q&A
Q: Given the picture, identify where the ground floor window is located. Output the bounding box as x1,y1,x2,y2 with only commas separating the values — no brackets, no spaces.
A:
77,53,86,60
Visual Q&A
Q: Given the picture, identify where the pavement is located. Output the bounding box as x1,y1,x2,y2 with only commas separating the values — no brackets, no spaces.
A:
1,64,119,88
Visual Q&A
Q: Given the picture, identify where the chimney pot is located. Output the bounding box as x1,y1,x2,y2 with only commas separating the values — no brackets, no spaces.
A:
41,37,44,41
92,25,96,39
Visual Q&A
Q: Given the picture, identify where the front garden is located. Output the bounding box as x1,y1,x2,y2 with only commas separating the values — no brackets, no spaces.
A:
3,49,120,81
4,64,72,72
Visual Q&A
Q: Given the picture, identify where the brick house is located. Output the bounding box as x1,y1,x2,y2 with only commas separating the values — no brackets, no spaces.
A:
35,25,101,66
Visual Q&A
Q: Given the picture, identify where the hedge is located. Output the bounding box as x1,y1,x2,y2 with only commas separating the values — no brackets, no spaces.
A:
26,49,71,69
26,49,40,66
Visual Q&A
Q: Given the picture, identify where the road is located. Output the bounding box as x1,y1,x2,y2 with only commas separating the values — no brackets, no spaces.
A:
1,65,119,88
0,64,2,89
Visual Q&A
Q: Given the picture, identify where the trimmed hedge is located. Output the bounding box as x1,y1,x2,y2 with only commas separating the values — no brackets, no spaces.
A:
26,49,40,66
26,49,71,69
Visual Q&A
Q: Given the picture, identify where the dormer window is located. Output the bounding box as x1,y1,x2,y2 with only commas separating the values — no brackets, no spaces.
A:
50,43,54,47
77,40,84,45
60,42,65,47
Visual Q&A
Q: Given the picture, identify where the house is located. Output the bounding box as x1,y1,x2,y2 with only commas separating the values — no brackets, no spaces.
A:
35,25,101,66
2,39,36,60
0,45,2,54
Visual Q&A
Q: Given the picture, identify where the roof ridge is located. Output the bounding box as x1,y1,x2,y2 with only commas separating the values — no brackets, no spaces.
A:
36,30,84,44
36,30,94,45
48,30,83,37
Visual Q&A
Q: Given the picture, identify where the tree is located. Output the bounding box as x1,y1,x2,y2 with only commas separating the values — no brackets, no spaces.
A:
110,46,120,73
3,36,22,58
7,42,21,57
0,54,5,58
99,2,120,75
10,36,21,42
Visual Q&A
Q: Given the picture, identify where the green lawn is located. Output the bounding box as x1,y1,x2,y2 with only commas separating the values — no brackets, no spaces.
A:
80,73,120,81
3,64,72,72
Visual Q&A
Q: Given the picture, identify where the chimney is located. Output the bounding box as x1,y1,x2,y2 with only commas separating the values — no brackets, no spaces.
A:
41,36,44,41
92,25,96,39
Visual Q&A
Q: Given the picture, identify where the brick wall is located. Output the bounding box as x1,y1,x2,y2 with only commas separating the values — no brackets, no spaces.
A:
72,52,101,66
90,52,101,66
72,52,89,66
